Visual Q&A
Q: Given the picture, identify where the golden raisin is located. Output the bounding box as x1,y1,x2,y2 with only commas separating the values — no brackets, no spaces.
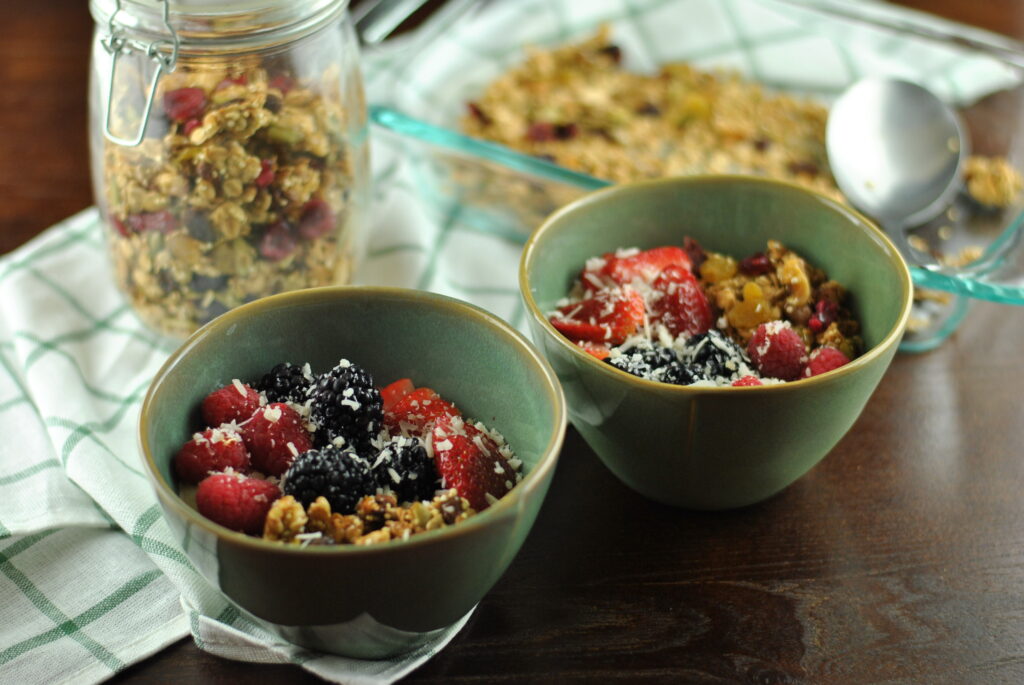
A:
727,281,778,331
699,253,737,283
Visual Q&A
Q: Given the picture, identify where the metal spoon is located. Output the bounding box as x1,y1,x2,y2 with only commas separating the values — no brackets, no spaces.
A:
826,77,968,261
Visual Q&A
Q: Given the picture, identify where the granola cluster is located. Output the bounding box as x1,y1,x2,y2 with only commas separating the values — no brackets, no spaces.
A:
101,64,364,338
699,241,861,359
263,491,475,546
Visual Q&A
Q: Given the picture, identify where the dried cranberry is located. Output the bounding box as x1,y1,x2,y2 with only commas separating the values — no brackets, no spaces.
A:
554,123,578,140
526,122,556,142
809,299,839,333
598,44,622,64
297,199,334,240
264,93,283,113
255,159,275,188
163,87,206,122
787,160,819,177
111,217,130,238
268,74,295,94
182,118,202,136
527,122,578,142
739,252,773,275
259,221,297,261
682,237,706,274
127,210,177,235
466,101,491,125
215,74,247,90
636,102,661,116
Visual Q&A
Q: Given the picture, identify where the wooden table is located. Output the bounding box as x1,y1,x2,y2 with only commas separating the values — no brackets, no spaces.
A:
4,1,1023,682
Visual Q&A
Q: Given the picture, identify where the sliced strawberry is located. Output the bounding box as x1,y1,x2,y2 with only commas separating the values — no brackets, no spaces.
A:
578,342,611,361
649,265,712,337
381,378,416,413
384,387,460,436
588,246,692,286
431,415,514,511
549,287,646,345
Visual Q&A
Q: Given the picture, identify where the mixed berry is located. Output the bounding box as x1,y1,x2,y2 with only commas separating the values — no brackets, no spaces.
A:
548,239,862,385
174,360,522,545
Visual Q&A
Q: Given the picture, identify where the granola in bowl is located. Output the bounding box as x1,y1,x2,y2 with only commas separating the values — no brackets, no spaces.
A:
98,65,367,338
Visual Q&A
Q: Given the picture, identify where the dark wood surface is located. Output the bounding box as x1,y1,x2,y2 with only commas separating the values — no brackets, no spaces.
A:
4,1,1023,682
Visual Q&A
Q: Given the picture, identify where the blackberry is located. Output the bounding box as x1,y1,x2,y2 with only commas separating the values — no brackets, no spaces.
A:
371,436,439,504
257,362,312,404
606,341,701,386
307,359,383,452
682,330,752,382
282,445,376,514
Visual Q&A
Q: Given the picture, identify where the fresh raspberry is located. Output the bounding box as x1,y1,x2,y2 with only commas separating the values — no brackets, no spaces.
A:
587,246,692,287
747,321,807,381
385,387,460,436
195,472,280,535
162,87,207,122
431,415,514,511
649,264,713,337
297,199,335,240
242,403,313,476
201,381,263,427
731,375,763,387
174,428,251,484
549,287,646,345
804,346,850,377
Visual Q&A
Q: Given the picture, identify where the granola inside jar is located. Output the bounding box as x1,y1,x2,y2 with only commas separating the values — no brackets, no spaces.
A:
88,0,369,338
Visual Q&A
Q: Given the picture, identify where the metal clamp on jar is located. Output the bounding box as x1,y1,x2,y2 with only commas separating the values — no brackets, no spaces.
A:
89,0,370,338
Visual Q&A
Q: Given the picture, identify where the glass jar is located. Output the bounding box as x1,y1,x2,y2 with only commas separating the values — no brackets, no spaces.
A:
88,0,369,338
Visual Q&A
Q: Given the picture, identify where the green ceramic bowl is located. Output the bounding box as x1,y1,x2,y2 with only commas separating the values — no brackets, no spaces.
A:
520,176,911,510
139,286,566,658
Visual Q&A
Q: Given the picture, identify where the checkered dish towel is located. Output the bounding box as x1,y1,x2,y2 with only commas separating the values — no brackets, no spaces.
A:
0,0,1019,682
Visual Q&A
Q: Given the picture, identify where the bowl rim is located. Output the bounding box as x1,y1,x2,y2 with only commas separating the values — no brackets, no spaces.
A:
518,174,914,395
139,285,568,555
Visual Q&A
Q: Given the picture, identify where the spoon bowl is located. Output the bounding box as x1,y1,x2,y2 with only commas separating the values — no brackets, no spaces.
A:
827,77,968,231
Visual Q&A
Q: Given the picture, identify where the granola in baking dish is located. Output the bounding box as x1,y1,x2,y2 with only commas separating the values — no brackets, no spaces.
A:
100,65,365,338
462,28,1022,213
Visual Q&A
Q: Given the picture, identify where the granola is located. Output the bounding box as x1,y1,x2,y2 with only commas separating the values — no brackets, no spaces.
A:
100,65,366,338
263,492,475,546
460,28,1023,251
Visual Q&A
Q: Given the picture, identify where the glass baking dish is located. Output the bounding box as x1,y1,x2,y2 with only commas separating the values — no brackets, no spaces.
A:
368,0,1024,346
